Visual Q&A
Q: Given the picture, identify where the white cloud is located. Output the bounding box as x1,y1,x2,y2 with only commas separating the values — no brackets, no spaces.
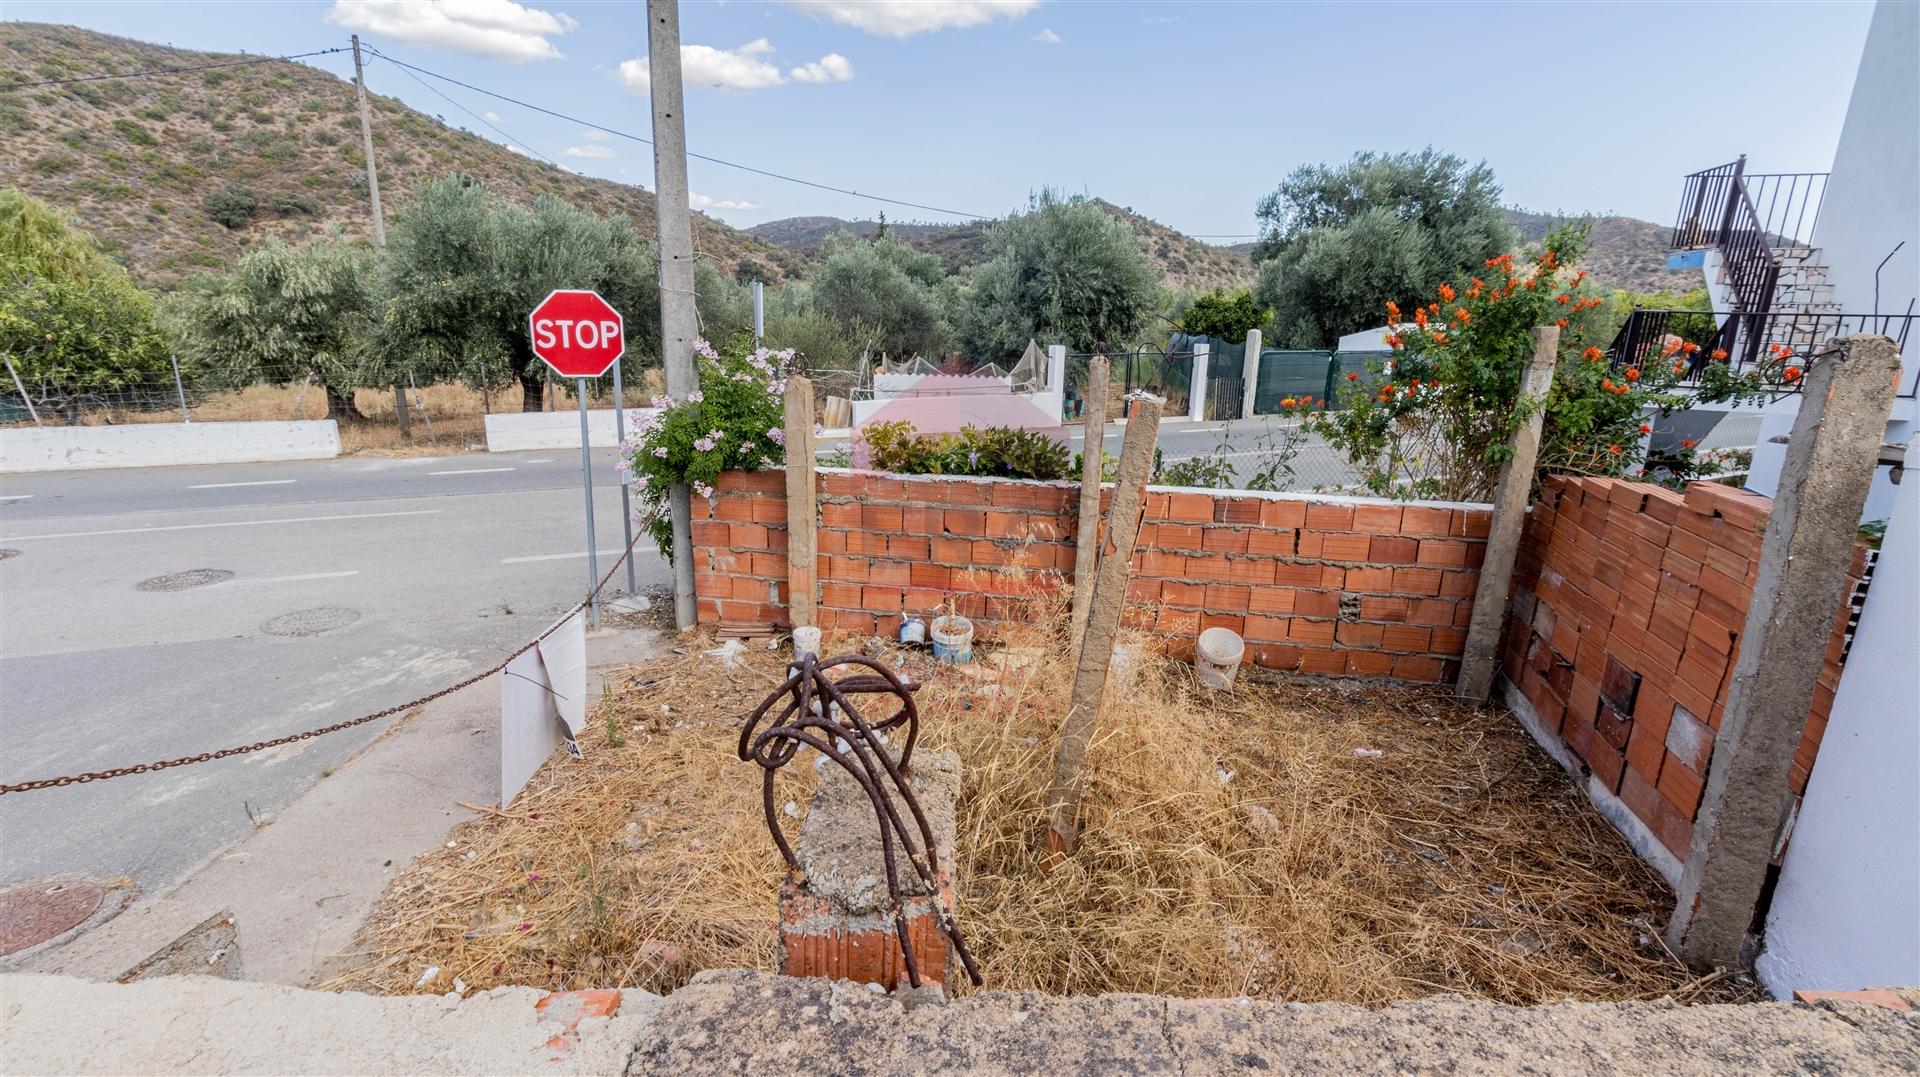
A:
563,144,616,159
621,41,854,94
327,0,577,63
691,193,760,211
789,53,853,83
582,129,612,142
1033,28,1061,44
780,0,1037,37
483,110,503,123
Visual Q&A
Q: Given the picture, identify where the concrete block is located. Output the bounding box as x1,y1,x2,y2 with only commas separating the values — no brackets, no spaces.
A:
0,420,340,473
483,407,659,452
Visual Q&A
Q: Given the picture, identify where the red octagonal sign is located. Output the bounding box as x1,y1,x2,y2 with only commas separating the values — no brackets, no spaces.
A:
529,289,624,378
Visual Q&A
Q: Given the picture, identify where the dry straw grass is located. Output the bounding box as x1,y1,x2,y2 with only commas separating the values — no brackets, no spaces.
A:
326,618,1742,1006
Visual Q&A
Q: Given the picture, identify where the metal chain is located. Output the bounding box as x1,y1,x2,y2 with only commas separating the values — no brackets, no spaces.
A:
0,535,648,797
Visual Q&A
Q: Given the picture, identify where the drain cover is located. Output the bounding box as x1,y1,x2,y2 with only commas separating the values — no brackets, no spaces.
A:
0,879,104,957
262,606,361,637
138,569,234,592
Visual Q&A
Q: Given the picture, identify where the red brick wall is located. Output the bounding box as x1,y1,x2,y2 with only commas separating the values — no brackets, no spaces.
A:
694,469,1492,682
1503,476,1866,863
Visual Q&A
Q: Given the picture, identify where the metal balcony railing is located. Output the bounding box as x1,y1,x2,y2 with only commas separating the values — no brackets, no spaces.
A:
1607,309,1916,397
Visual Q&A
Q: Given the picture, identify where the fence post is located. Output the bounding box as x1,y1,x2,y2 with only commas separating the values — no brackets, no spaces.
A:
1045,344,1066,393
4,356,40,428
170,354,190,423
1456,325,1559,702
1188,342,1208,423
784,375,818,628
1665,334,1902,970
1069,354,1110,656
1240,329,1261,418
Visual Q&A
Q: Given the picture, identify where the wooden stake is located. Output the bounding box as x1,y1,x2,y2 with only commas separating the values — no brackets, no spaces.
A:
1045,396,1161,855
1069,355,1110,656
784,375,818,627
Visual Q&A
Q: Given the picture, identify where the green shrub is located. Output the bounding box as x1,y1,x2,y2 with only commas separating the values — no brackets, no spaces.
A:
202,69,229,86
31,153,77,175
270,192,319,217
202,185,258,229
862,421,1071,481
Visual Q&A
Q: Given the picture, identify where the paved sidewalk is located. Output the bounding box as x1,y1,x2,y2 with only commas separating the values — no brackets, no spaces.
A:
15,627,662,987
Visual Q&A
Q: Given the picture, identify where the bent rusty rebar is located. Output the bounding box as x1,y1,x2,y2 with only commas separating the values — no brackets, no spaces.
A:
738,653,982,989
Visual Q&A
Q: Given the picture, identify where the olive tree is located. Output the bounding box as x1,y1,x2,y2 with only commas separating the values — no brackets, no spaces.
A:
956,190,1159,360
809,232,952,359
0,188,170,422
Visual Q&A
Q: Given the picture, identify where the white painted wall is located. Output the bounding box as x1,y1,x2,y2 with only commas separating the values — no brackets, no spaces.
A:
1746,398,1912,523
1757,466,1920,998
483,408,659,452
0,420,339,473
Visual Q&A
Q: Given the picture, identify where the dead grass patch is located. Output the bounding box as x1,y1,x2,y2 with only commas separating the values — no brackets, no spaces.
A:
325,626,1745,1006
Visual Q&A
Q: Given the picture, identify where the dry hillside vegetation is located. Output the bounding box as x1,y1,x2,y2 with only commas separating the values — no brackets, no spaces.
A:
330,619,1742,1007
0,23,800,288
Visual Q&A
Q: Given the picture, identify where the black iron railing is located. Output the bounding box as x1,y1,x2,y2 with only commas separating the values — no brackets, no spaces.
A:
1671,158,1830,252
1608,309,1916,396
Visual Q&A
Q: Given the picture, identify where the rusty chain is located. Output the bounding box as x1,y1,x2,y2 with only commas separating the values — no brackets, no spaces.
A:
0,534,648,797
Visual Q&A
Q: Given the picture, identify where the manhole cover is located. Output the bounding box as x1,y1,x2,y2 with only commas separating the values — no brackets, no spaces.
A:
0,549,19,560
262,607,361,637
0,879,104,957
138,569,234,592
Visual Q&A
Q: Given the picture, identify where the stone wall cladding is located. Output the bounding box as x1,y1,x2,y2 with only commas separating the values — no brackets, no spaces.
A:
694,469,1492,683
1504,475,1865,862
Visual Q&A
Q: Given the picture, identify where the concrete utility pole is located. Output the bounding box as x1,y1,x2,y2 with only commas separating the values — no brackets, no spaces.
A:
648,0,698,629
1665,335,1903,969
1457,326,1558,702
350,34,410,442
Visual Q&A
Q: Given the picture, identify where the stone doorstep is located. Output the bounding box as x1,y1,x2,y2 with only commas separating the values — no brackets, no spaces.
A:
1793,988,1915,1013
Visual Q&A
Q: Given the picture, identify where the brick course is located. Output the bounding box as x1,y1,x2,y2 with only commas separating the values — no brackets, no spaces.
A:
695,469,1490,683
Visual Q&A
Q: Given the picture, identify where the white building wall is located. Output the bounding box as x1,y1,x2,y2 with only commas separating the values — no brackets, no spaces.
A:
1756,467,1920,998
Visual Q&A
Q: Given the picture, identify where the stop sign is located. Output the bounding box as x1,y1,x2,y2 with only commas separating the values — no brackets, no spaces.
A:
528,289,624,378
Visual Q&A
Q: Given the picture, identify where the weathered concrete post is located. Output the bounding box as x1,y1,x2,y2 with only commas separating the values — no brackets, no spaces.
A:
784,375,817,628
1240,328,1261,418
1456,326,1559,702
1046,398,1162,855
1069,356,1110,655
1666,335,1903,969
1188,342,1209,423
1045,343,1067,395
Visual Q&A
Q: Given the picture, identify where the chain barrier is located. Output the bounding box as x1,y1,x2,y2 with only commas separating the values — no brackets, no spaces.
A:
0,534,649,797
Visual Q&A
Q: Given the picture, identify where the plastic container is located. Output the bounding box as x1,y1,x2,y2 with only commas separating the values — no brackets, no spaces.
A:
929,614,974,664
898,617,927,645
1195,626,1245,690
792,625,822,661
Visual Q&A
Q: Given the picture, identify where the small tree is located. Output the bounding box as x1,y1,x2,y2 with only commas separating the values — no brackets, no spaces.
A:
0,188,170,422
809,231,952,358
1177,287,1269,341
203,185,258,229
957,190,1159,359
164,234,378,420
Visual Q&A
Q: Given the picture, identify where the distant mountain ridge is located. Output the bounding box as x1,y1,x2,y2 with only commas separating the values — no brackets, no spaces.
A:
0,23,802,287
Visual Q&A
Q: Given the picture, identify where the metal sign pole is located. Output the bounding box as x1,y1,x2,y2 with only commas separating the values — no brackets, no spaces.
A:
610,358,637,595
576,376,601,629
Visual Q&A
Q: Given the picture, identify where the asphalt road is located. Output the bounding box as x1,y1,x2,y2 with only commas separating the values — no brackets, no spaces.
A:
0,448,665,896
0,415,1331,899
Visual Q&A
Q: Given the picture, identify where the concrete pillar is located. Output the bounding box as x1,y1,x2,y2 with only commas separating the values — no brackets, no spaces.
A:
1665,335,1903,969
783,376,817,628
779,749,961,990
1188,342,1208,423
1240,329,1261,418
1045,343,1066,394
1457,326,1559,702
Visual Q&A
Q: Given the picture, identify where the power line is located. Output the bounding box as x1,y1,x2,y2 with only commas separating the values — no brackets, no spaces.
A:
369,52,555,165
361,46,989,221
0,48,351,92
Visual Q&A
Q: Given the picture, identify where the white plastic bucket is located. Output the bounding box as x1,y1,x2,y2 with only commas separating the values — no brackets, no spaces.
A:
1195,627,1245,690
899,617,927,645
930,614,974,664
793,625,822,660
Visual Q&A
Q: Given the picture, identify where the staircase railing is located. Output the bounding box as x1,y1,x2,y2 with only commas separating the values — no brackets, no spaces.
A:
1608,309,1916,397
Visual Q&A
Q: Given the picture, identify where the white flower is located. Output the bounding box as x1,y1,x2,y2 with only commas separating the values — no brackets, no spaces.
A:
653,446,669,458
768,426,786,446
688,389,704,403
693,480,714,499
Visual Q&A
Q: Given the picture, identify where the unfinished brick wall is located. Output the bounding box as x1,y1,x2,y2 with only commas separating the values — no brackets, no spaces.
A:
694,469,1492,682
1503,476,1867,864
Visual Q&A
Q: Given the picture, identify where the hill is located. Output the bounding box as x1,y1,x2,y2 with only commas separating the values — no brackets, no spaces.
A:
0,23,802,288
749,199,1253,292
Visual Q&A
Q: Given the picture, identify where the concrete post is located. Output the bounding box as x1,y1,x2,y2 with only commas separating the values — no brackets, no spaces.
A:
649,0,700,630
1188,342,1208,423
1457,326,1559,702
783,375,818,628
1069,355,1110,655
1240,328,1261,418
1046,398,1162,855
1045,344,1066,394
1665,335,1903,970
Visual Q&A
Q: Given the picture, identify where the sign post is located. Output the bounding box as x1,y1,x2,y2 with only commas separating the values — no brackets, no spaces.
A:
528,289,626,629
610,358,637,595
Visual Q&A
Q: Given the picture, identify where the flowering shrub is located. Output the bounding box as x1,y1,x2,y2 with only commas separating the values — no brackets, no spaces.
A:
862,421,1071,480
621,337,791,555
1311,227,1774,501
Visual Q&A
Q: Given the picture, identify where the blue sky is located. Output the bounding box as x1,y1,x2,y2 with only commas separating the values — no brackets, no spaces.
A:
7,1,1879,238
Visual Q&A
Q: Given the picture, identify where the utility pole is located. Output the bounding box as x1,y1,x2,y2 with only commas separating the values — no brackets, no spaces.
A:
648,0,699,629
350,34,411,442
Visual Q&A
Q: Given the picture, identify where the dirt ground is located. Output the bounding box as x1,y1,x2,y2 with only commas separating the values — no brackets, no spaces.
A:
325,622,1753,1008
